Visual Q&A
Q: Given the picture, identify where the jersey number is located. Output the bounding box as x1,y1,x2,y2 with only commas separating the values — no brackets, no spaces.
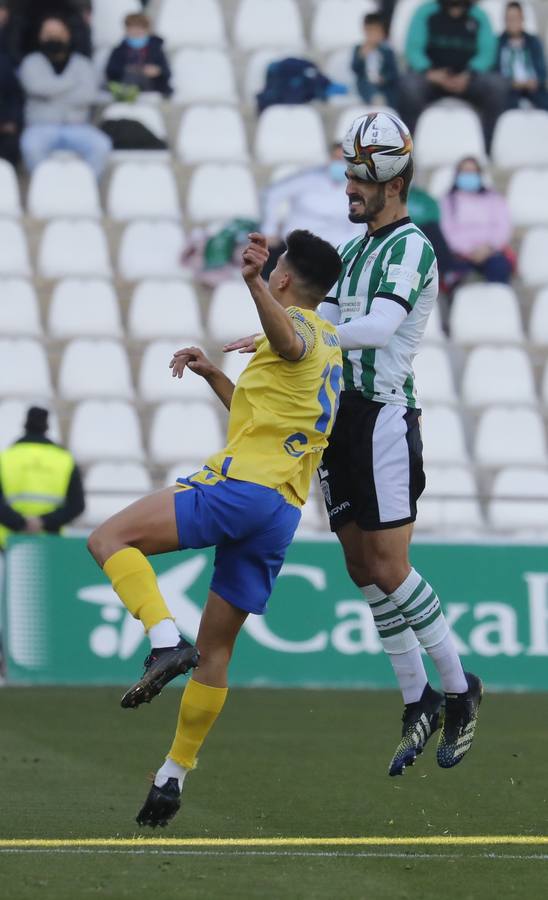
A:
315,364,343,434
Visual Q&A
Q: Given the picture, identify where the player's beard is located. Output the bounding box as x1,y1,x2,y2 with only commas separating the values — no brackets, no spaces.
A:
348,183,386,223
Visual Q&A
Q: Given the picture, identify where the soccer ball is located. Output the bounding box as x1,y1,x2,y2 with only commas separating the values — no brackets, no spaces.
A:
342,111,413,183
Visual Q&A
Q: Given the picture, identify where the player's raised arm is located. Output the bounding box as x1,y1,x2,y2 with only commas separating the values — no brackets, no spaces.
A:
169,346,235,411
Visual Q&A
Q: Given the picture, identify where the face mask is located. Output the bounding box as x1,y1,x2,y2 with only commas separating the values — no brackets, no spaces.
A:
40,39,69,57
328,160,347,183
456,171,482,192
127,35,149,49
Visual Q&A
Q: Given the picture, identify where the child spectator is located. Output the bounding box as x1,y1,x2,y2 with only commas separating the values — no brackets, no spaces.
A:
351,13,399,108
106,12,172,98
497,1,548,110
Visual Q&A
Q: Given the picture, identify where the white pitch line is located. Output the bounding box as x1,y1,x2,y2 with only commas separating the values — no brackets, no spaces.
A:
0,849,547,861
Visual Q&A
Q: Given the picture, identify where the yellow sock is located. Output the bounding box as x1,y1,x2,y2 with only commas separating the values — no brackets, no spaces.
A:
168,678,228,770
103,547,173,631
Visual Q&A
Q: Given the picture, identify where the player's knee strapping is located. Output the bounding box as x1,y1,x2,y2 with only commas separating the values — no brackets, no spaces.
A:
389,568,449,649
361,584,419,654
169,679,228,771
103,547,173,631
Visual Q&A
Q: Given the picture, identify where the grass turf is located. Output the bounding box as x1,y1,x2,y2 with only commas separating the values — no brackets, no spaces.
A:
1,687,547,899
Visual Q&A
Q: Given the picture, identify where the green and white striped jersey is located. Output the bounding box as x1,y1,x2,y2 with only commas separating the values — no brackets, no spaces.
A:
327,217,438,408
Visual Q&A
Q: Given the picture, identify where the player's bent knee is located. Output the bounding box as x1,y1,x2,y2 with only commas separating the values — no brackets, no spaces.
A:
87,522,125,568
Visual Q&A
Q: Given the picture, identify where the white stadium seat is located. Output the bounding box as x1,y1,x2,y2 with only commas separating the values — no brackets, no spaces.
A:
324,49,361,100
244,50,286,103
0,158,22,216
221,350,253,384
254,106,327,165
423,302,444,344
297,494,327,533
507,169,548,227
172,49,237,104
420,405,469,464
91,0,141,47
83,461,152,528
177,106,248,163
107,162,180,221
118,221,186,280
492,111,548,169
208,281,262,342
27,159,101,219
413,346,457,404
0,220,31,276
0,338,52,398
69,400,144,463
234,0,304,51
311,0,377,51
479,0,537,35
38,220,111,279
186,164,259,222
417,465,482,532
428,164,457,199
389,0,424,54
474,407,547,466
0,280,41,335
149,402,224,465
138,341,212,402
0,400,60,449
450,284,523,345
48,279,122,339
518,227,548,287
128,281,203,340
414,102,485,167
461,346,536,408
156,0,226,50
489,467,548,532
529,288,548,347
58,339,134,401
101,102,167,142
539,361,548,407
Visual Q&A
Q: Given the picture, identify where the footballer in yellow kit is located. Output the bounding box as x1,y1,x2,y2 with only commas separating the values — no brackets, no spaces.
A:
87,230,343,828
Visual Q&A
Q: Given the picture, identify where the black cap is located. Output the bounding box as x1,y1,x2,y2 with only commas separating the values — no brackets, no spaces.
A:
24,406,49,435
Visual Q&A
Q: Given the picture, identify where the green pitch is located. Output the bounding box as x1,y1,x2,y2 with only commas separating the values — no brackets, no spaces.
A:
1,687,547,900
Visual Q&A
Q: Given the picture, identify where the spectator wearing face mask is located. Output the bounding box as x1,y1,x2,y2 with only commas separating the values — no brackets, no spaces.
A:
497,1,548,111
106,12,172,98
18,16,112,178
440,157,514,284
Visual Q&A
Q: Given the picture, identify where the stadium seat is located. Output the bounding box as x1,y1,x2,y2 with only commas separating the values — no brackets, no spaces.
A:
69,400,145,463
389,0,424,54
492,111,548,169
149,402,224,465
334,104,398,142
0,338,52,398
83,461,152,527
461,346,536,407
221,349,253,384
172,49,237,104
138,341,212,402
417,465,482,532
27,159,101,219
38,220,111,279
107,162,180,221
208,281,262,342
518,227,548,287
507,169,548,227
529,288,548,347
254,105,327,165
420,405,469,464
311,0,377,51
414,102,485,167
186,164,259,222
0,399,60,449
58,339,134,401
48,279,122,339
450,284,524,345
101,102,167,142
0,279,41,335
0,221,31,276
156,0,226,50
474,407,547,466
118,221,186,280
413,346,457,404
234,0,304,51
479,0,537,35
244,49,287,104
324,49,361,101
128,281,203,340
91,0,141,47
488,467,548,532
176,106,248,163
0,158,22,216
423,302,444,344
428,164,456,199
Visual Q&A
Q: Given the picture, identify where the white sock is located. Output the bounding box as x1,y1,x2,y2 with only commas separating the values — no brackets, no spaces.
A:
154,757,189,791
148,618,180,649
426,633,468,694
389,646,428,704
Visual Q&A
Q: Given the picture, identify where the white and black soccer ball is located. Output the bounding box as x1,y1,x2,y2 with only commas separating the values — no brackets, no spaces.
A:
342,111,413,183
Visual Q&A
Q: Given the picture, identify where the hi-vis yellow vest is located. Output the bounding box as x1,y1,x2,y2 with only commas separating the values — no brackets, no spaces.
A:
0,442,74,548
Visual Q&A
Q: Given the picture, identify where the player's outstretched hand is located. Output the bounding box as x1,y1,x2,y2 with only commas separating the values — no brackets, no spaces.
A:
170,346,216,379
223,334,259,354
241,232,269,282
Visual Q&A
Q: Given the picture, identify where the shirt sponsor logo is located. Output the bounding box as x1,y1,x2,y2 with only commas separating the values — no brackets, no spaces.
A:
283,432,308,458
387,264,420,291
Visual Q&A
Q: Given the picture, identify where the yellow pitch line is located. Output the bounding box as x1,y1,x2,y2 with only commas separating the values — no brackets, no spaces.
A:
0,837,547,848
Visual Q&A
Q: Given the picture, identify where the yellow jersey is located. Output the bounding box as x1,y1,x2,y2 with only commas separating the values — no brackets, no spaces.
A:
205,306,343,507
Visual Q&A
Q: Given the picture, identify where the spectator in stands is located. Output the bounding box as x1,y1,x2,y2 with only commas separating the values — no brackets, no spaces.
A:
7,1,92,60
106,12,172,98
497,1,548,111
351,12,399,108
440,157,514,284
18,16,112,179
260,143,363,276
0,406,85,551
0,49,22,166
408,184,458,290
399,0,507,151
0,1,15,60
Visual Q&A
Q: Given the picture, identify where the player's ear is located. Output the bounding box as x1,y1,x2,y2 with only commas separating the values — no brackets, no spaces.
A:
277,270,291,291
386,176,404,199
